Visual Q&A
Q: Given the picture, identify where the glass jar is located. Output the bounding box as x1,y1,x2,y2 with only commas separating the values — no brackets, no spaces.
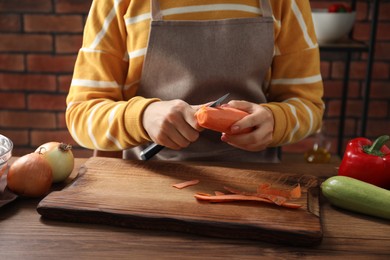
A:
0,134,13,178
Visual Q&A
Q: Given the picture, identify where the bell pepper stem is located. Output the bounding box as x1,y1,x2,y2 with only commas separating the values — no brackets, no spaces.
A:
363,135,390,157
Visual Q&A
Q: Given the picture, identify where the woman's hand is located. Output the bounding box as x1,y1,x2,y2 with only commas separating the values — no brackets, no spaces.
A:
220,100,274,151
142,100,203,150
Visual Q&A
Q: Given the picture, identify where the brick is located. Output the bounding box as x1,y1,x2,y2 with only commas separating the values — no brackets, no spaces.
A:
374,42,390,60
24,14,83,33
345,100,365,117
328,61,343,79
0,130,29,146
56,0,92,14
56,34,83,54
309,2,328,9
368,101,388,118
379,2,390,21
370,81,390,99
58,75,72,93
325,118,357,137
355,21,390,41
0,111,56,128
0,73,56,91
319,61,330,79
0,54,24,71
365,120,390,137
355,2,369,20
57,113,67,128
0,34,52,52
0,0,52,13
332,61,389,80
374,23,390,41
30,130,77,147
323,80,342,99
28,93,67,111
0,14,21,32
0,92,25,109
323,80,360,99
27,54,77,73
369,62,389,80
353,23,371,42
326,100,365,118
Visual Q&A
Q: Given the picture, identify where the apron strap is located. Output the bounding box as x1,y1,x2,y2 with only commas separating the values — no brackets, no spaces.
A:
150,0,163,21
151,0,273,21
260,0,273,18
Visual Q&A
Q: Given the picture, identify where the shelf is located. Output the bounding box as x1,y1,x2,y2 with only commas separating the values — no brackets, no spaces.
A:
319,38,368,52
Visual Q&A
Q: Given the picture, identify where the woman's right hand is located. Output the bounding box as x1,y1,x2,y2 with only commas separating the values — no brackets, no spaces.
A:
142,100,203,150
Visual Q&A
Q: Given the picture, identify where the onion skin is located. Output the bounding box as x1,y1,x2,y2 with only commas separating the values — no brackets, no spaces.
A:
35,142,75,183
7,153,53,198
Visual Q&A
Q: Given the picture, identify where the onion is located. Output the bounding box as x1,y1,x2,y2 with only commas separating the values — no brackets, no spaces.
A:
35,142,74,183
7,153,53,197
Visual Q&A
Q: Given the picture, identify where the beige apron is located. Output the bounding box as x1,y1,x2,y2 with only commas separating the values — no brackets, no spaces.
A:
125,0,278,162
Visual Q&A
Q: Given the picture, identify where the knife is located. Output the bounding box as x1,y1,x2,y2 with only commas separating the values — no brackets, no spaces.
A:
140,93,230,160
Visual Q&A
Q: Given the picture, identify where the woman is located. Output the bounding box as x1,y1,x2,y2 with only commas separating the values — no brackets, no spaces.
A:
66,0,324,162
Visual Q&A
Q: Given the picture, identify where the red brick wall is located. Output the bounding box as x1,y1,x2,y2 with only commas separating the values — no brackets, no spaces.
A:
0,0,389,158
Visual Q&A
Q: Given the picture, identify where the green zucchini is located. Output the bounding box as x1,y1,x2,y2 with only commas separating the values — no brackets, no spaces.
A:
321,176,390,220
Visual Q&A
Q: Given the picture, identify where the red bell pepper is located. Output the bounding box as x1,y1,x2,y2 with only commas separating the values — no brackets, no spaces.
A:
338,135,390,189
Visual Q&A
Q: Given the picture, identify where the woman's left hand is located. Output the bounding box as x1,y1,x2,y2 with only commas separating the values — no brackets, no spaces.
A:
220,100,274,151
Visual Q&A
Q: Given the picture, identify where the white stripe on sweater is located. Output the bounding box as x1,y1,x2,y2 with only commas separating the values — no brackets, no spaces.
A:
71,121,87,149
271,74,322,85
89,0,123,49
125,4,261,25
87,102,107,150
106,104,124,150
71,79,121,89
129,48,147,59
286,103,300,143
291,0,315,48
285,97,314,139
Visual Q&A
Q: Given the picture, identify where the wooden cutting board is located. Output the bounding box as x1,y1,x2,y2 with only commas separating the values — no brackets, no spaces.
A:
37,157,325,246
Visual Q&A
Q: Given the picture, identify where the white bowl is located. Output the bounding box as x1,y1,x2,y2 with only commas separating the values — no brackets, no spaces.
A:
312,9,356,44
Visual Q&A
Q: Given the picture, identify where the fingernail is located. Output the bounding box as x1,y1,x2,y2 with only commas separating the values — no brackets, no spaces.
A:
221,133,227,142
231,125,240,134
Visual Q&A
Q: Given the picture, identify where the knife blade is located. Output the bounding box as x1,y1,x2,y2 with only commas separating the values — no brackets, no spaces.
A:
140,93,230,160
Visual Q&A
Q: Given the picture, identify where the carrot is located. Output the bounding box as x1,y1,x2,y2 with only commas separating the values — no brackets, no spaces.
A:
194,193,302,209
195,106,251,135
172,179,200,189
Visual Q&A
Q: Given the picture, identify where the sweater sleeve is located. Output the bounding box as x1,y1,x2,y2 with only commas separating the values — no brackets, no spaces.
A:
66,0,158,151
262,0,325,146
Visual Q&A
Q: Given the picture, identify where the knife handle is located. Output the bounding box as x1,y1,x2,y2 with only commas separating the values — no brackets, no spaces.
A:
140,143,165,160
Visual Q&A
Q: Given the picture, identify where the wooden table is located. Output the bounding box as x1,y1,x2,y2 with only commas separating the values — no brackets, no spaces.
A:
1,157,389,259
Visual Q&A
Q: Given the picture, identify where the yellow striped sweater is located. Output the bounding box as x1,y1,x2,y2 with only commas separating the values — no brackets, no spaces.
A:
66,0,324,152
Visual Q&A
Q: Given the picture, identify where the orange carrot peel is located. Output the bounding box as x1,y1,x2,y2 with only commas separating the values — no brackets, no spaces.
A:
195,183,302,209
172,179,200,189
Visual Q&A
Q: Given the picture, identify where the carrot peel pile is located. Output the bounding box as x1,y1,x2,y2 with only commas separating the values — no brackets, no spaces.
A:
195,182,303,209
172,179,200,189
